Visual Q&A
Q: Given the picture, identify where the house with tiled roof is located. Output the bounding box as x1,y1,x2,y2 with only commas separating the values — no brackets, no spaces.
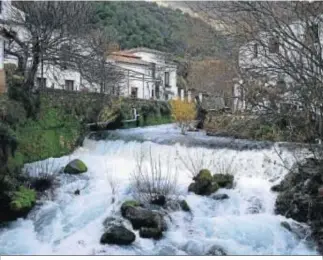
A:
107,48,177,100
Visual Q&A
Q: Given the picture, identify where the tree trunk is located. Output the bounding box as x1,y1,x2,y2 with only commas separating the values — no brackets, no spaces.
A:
24,41,40,91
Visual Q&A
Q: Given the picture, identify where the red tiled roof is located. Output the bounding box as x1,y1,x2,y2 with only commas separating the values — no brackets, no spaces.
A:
109,55,152,66
111,51,141,59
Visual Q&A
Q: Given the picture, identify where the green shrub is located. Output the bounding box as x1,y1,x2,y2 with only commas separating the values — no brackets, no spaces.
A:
0,96,27,126
7,75,40,119
10,186,36,212
0,122,18,164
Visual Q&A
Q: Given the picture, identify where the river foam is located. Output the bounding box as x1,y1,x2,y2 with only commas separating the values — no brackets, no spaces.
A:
0,125,318,255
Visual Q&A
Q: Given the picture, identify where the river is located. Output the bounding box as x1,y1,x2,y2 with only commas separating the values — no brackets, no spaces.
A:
0,124,319,255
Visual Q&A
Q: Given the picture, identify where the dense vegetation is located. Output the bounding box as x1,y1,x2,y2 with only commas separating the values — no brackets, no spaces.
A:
93,1,232,59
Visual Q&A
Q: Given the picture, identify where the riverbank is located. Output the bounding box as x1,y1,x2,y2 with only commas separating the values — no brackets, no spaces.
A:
0,89,173,225
204,112,317,143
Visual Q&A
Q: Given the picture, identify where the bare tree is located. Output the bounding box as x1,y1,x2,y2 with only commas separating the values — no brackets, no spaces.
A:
78,28,125,94
191,1,323,143
0,1,98,90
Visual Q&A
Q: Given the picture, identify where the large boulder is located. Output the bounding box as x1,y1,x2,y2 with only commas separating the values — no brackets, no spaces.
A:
213,174,234,189
164,199,191,212
193,169,213,182
100,225,135,245
122,205,166,230
180,200,191,212
121,200,142,217
273,158,323,254
64,159,87,174
139,227,163,240
120,200,167,240
206,245,227,256
188,169,219,196
150,195,166,206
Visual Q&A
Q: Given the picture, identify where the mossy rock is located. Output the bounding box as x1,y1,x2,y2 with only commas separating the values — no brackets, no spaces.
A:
204,182,219,195
188,180,219,196
64,159,87,174
10,186,36,212
189,169,219,196
180,200,191,212
139,227,163,240
213,174,234,189
100,225,136,245
121,200,141,217
194,169,213,182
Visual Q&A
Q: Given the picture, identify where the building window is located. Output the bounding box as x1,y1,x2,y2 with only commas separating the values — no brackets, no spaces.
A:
0,1,2,14
151,89,155,98
305,23,319,45
268,37,279,53
65,80,74,91
253,43,258,58
131,87,138,98
155,85,160,99
36,77,46,88
165,93,169,100
164,72,170,87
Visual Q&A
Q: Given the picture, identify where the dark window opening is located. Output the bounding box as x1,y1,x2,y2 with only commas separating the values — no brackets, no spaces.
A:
151,89,155,98
65,80,74,91
131,87,138,98
155,85,160,99
0,1,2,14
269,37,279,53
37,77,47,88
165,72,170,87
253,43,258,58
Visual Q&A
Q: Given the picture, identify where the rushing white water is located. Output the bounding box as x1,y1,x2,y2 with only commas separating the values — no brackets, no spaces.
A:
0,125,318,255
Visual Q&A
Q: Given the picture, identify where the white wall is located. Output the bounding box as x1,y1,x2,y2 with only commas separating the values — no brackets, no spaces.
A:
35,63,101,92
129,51,178,100
111,62,154,99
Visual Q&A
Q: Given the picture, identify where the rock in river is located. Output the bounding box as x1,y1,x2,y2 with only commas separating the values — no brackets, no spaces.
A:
100,225,135,245
64,159,88,174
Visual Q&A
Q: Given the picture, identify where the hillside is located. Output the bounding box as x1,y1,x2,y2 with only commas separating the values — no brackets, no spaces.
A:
93,1,233,59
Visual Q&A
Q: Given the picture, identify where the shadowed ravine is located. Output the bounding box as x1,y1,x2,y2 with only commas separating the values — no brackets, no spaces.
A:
0,125,319,255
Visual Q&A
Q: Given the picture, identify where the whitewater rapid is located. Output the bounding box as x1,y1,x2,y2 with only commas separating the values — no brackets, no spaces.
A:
0,125,318,255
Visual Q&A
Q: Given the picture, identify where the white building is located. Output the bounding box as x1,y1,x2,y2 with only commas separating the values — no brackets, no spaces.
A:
34,48,178,100
236,15,323,112
0,0,22,93
107,48,178,100
0,1,178,100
